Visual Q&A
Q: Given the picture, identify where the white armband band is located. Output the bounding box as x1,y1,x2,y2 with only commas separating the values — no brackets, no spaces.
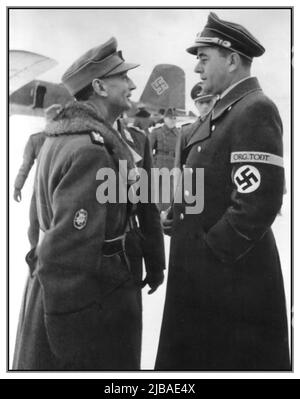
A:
230,151,284,167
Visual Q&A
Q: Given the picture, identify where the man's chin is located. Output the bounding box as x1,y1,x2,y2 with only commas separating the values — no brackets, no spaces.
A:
125,99,133,109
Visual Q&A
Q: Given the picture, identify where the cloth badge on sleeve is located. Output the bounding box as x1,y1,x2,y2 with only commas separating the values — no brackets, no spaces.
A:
73,209,88,230
231,151,283,167
233,165,261,193
90,131,104,145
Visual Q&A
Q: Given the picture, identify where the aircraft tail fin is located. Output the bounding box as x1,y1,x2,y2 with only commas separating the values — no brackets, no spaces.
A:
139,64,185,112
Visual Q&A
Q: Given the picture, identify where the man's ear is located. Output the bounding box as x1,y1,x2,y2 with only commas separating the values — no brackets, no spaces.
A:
92,78,108,97
228,52,240,72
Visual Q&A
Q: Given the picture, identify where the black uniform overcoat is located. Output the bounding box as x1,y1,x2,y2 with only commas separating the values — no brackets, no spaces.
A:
155,77,290,371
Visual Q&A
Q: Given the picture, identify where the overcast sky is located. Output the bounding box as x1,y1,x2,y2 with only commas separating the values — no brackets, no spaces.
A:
9,8,291,114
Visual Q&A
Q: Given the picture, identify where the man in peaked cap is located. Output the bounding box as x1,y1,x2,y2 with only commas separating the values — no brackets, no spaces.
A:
190,81,217,119
156,13,290,370
13,37,165,370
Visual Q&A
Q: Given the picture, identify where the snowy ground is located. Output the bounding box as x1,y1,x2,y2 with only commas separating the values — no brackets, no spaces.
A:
8,115,292,369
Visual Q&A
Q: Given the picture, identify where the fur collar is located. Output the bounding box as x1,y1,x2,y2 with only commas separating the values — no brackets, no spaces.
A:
45,101,138,182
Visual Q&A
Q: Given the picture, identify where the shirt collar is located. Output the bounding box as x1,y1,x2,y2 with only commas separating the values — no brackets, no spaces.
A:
211,76,261,122
220,76,252,99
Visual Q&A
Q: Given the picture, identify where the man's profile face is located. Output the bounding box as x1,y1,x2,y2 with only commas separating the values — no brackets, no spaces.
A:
194,47,230,95
137,117,151,129
103,72,136,112
164,116,176,129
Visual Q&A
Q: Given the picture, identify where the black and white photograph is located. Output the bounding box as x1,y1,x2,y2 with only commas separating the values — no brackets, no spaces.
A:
3,3,295,378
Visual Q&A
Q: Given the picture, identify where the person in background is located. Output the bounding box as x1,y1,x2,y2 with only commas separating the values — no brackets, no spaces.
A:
149,107,179,211
13,132,46,202
133,107,152,136
175,82,217,173
191,81,217,119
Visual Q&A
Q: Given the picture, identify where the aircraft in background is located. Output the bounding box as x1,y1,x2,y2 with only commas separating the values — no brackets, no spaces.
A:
9,79,72,117
9,50,58,95
134,64,186,116
9,50,62,116
9,50,195,125
127,64,196,127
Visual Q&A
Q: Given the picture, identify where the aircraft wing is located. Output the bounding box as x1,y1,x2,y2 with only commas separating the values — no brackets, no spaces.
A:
9,50,58,95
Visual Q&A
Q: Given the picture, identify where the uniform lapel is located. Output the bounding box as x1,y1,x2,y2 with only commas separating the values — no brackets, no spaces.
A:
171,127,179,137
185,77,262,150
211,77,261,121
118,121,143,166
184,114,212,149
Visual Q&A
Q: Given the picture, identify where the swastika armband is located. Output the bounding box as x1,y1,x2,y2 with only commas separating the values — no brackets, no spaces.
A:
233,165,261,193
230,152,283,167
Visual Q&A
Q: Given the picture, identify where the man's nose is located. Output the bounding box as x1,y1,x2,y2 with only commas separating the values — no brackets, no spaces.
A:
129,78,136,91
194,60,203,74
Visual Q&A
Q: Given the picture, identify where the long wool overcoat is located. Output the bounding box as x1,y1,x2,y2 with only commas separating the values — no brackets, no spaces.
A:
155,77,290,371
13,102,148,370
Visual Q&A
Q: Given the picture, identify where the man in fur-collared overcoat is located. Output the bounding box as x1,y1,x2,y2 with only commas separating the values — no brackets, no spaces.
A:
13,37,164,370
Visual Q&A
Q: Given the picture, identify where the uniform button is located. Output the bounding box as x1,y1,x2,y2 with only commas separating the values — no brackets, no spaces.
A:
180,213,184,220
184,190,189,197
197,146,202,152
228,106,232,111
211,125,216,132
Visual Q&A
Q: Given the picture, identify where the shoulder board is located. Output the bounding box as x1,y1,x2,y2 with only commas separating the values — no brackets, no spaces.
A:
179,123,193,134
150,123,164,133
128,125,146,136
31,131,45,138
89,131,105,146
181,122,192,128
